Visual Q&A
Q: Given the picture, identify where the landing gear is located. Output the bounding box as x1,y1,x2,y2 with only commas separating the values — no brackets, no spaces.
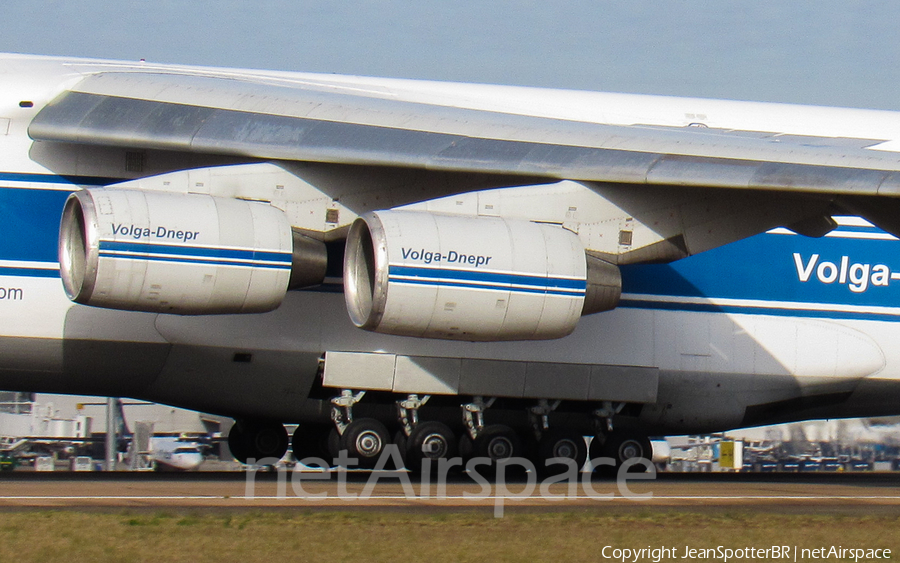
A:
405,421,457,473
473,424,522,461
310,387,651,478
228,419,288,464
537,429,587,476
328,390,390,468
340,418,391,469
291,423,334,468
468,424,524,478
590,430,652,475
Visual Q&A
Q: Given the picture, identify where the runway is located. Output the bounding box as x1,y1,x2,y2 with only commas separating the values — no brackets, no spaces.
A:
2,472,899,513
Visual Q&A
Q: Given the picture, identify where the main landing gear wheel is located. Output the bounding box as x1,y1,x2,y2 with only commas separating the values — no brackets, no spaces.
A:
590,431,652,476
406,421,458,474
292,424,333,468
537,429,587,477
474,424,522,460
391,430,409,469
458,433,474,463
340,418,390,469
228,420,288,464
470,424,523,478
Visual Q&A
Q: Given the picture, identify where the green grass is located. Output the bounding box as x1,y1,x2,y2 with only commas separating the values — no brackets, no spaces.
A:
0,510,896,562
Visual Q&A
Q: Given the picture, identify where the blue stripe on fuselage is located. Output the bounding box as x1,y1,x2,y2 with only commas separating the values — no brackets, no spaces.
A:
0,172,120,186
0,186,71,264
617,297,900,321
0,266,58,277
620,231,900,311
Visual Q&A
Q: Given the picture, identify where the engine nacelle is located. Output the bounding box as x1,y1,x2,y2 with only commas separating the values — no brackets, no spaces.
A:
59,188,326,314
343,210,620,341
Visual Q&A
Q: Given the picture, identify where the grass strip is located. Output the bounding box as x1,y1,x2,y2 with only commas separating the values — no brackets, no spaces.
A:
0,510,897,562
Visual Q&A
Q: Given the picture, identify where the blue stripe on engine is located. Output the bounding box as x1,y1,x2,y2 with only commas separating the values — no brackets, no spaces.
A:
389,265,586,291
391,276,584,296
100,240,292,268
98,252,292,270
101,241,291,263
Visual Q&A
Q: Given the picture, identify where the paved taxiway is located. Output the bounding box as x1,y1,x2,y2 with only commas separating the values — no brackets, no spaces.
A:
1,472,899,513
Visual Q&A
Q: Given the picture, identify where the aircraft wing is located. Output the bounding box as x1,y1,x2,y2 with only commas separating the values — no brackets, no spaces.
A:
29,63,900,337
28,71,900,198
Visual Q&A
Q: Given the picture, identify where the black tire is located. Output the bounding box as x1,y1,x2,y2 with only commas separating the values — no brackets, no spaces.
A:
292,424,333,468
249,420,289,461
458,432,474,462
592,431,652,475
392,430,409,468
537,429,587,477
471,424,525,480
229,420,288,464
406,421,457,474
473,424,522,461
340,418,390,469
327,427,341,461
227,423,250,464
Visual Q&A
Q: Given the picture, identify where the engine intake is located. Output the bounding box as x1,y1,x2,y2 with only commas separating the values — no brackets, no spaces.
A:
59,188,326,314
344,210,620,341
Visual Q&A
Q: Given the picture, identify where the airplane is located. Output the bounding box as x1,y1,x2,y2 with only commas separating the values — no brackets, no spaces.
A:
2,52,900,474
149,436,204,471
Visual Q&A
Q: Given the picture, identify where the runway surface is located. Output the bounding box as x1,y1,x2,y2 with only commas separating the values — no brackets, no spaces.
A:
1,471,899,513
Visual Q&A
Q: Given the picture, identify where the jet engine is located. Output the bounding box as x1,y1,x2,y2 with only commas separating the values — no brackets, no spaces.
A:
59,188,326,314
343,210,620,341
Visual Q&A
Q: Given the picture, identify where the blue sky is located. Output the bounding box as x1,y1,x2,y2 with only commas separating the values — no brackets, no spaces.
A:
1,1,899,109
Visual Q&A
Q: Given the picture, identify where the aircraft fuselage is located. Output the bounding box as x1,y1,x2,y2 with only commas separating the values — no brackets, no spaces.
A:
1,54,900,456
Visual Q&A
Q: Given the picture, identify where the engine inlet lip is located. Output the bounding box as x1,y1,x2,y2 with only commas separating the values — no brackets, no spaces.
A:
343,213,389,329
59,191,100,303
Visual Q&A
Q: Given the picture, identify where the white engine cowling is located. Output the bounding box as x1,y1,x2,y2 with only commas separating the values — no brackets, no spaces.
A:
344,210,620,341
59,188,326,314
